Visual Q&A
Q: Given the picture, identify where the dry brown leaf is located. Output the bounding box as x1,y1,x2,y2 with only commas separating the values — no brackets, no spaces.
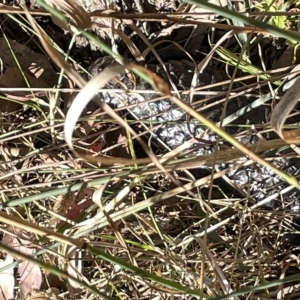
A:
0,66,49,113
0,67,48,90
2,228,42,300
63,198,93,221
0,254,15,300
18,240,42,299
0,38,58,88
23,7,88,108
0,37,57,113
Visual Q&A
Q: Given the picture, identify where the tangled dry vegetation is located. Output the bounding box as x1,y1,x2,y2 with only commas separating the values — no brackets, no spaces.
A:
2,0,300,299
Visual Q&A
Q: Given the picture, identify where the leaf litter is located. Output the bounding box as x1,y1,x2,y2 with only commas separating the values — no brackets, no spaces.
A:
2,226,42,300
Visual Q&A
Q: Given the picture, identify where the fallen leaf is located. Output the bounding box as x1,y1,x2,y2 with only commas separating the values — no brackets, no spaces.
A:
0,37,58,114
0,66,48,113
56,198,94,228
0,254,15,300
19,257,42,300
0,38,58,87
2,228,42,300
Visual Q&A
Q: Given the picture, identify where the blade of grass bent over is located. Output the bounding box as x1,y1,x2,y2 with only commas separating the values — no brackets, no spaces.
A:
64,63,171,176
